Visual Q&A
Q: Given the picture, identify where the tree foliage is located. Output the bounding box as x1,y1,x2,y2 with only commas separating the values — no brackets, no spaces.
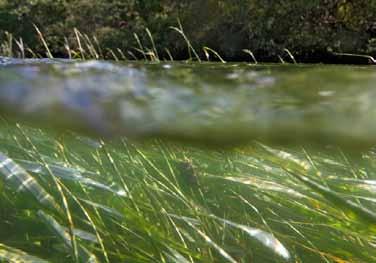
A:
0,0,375,60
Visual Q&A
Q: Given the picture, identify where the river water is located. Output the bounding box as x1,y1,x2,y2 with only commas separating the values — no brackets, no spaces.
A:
1,57,376,148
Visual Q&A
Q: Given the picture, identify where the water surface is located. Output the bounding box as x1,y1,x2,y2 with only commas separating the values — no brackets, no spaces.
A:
1,57,376,148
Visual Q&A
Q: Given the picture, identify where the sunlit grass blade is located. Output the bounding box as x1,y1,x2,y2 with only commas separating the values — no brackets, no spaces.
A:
0,243,49,263
133,33,146,60
242,49,258,64
17,159,126,196
166,213,237,262
38,210,99,263
106,48,119,61
258,143,312,172
164,247,191,263
33,24,53,59
0,152,62,214
79,198,124,219
164,48,174,61
283,49,297,64
74,28,85,60
287,170,376,228
221,175,305,198
117,48,127,60
64,37,72,60
145,28,159,61
170,19,201,62
259,144,376,229
209,215,290,260
1,31,13,57
14,37,25,59
202,47,226,63
182,219,237,263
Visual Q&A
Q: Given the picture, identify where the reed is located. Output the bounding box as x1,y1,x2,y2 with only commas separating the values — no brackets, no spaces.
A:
164,48,174,61
133,32,147,60
2,24,376,65
242,49,258,64
170,19,201,62
106,48,119,61
74,28,86,60
33,24,53,59
145,28,159,61
14,37,25,59
283,48,297,64
332,52,376,64
203,46,226,63
0,31,13,57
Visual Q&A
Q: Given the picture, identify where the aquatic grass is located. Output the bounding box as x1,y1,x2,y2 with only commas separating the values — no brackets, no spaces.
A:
242,49,258,64
133,33,147,60
0,152,62,214
0,31,13,57
82,34,100,60
14,123,81,262
38,210,99,262
33,24,53,59
0,243,49,262
332,52,376,64
145,28,160,62
283,49,297,64
64,37,73,60
106,48,119,61
202,47,226,63
14,37,25,59
116,48,127,60
74,28,86,60
132,30,159,62
0,120,376,261
164,48,174,61
2,23,376,65
127,50,138,60
170,19,201,62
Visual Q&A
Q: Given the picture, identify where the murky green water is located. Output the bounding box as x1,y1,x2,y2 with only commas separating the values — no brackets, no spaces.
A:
1,57,376,262
1,57,376,148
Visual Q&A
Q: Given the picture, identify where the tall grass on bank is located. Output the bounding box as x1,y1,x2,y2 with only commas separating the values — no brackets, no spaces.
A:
0,22,265,63
0,120,376,262
3,23,376,64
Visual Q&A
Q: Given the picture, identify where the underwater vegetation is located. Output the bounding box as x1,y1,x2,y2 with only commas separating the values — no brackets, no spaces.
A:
0,119,376,262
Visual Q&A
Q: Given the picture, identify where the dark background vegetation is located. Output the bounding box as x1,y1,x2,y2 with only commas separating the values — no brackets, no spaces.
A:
0,0,376,62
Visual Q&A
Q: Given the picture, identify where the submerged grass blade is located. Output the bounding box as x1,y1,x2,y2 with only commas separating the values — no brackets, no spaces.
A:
259,144,376,229
287,170,376,228
209,215,290,260
14,124,80,262
16,160,126,196
164,247,191,263
0,152,62,214
38,210,99,263
183,219,238,263
0,243,49,263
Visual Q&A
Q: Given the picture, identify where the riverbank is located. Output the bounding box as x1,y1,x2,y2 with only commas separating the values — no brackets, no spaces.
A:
1,1,376,63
